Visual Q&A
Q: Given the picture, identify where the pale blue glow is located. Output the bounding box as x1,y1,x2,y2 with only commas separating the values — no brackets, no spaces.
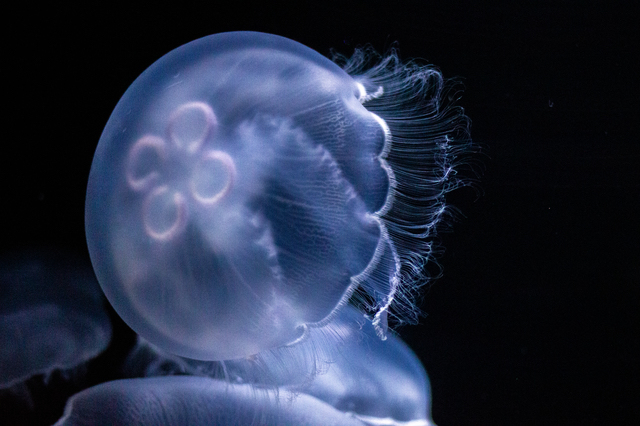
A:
118,306,432,425
0,250,111,389
72,31,471,425
56,376,367,426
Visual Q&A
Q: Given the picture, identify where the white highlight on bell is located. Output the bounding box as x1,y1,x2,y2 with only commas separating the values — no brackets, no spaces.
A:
356,81,384,103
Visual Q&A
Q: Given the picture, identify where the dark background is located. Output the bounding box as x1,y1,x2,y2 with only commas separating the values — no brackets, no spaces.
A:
3,1,638,425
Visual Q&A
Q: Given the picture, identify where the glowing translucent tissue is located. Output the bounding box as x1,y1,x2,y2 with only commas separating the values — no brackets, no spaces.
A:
78,31,471,425
0,251,111,390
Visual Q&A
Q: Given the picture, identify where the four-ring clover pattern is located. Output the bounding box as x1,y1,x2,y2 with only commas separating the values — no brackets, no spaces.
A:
125,101,237,241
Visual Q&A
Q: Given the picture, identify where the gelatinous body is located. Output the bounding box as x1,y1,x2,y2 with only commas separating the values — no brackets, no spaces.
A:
55,376,367,426
83,30,471,425
86,32,397,361
121,305,433,425
0,250,111,389
300,307,432,423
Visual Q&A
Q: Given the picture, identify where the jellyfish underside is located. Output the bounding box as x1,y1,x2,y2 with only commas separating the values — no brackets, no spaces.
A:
76,30,470,425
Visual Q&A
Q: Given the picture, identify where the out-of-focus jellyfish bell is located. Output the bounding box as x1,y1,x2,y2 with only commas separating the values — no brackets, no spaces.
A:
55,376,367,426
225,305,434,424
60,306,433,426
87,31,405,361
0,250,112,389
296,306,433,424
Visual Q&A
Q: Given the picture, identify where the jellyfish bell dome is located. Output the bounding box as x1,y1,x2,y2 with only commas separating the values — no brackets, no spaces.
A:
55,375,368,426
0,249,112,389
85,31,394,361
73,29,472,426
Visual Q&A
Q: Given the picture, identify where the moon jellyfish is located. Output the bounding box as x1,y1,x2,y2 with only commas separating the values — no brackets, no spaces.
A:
55,376,366,426
296,306,432,423
0,250,112,390
80,30,472,425
121,305,432,425
86,30,467,361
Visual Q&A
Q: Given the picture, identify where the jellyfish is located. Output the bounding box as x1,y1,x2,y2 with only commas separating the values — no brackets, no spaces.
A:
56,316,431,426
118,305,433,425
0,249,112,390
56,376,368,426
78,31,471,425
0,249,112,425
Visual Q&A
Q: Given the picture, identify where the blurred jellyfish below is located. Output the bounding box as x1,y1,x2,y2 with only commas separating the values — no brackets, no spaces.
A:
4,31,472,425
57,307,430,425
115,305,432,425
